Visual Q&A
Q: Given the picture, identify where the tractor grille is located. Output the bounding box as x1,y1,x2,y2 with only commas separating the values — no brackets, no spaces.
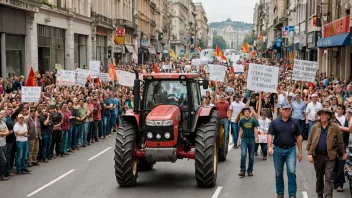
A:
145,125,174,141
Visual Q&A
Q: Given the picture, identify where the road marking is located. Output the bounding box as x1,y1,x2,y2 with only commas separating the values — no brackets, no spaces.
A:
302,191,308,198
211,186,223,198
228,143,233,152
27,169,75,197
88,147,112,161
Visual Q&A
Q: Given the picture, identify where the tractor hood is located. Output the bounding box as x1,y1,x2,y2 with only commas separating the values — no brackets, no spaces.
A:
146,105,181,121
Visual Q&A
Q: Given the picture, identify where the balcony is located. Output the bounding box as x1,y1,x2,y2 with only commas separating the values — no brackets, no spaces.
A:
162,25,167,31
91,12,113,26
150,35,157,42
151,20,156,27
114,19,138,30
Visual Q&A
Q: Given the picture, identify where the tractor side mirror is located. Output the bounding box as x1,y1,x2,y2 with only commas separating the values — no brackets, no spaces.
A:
203,79,209,90
133,79,141,113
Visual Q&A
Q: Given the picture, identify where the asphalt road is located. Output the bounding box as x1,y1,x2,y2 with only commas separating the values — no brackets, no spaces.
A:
1,135,352,198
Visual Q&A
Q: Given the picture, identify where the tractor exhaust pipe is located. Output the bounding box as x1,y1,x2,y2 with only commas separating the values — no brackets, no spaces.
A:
133,69,140,113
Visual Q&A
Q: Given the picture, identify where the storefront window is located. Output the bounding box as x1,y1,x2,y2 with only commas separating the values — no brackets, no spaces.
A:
96,35,107,67
5,35,24,76
74,34,87,68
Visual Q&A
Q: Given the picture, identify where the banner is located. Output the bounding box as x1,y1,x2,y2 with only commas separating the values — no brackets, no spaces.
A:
56,70,76,86
21,86,41,103
208,64,227,82
233,64,244,73
231,55,240,63
99,73,110,82
292,59,318,82
75,68,90,87
114,26,126,45
247,64,279,93
89,61,100,78
55,64,63,70
117,70,135,87
191,59,208,66
200,49,214,61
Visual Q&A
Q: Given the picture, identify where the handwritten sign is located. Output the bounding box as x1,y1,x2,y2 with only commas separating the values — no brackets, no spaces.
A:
200,49,214,61
89,61,100,78
76,69,90,87
208,64,227,82
117,70,135,87
247,64,279,93
55,64,63,70
99,73,110,82
56,70,75,86
292,59,318,82
231,55,240,63
192,59,208,66
21,86,41,103
234,64,244,73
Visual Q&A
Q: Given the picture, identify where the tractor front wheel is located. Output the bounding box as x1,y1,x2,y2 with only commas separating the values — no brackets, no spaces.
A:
195,110,219,187
114,121,138,187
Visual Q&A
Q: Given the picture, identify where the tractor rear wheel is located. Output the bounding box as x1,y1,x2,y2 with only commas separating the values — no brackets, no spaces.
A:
195,110,219,187
138,159,154,171
114,121,138,187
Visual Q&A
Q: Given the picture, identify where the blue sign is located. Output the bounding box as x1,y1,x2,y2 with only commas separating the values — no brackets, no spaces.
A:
317,33,350,48
276,38,282,47
141,39,147,47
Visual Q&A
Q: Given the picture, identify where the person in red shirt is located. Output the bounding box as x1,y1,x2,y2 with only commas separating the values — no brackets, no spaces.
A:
216,94,231,148
92,96,102,142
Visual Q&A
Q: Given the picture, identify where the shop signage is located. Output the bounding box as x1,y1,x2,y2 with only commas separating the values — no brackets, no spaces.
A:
114,26,125,45
276,38,282,47
96,28,107,36
323,16,350,38
141,39,147,47
282,26,294,38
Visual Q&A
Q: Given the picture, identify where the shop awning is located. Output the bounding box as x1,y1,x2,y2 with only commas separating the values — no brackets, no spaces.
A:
148,48,156,54
317,33,351,48
125,45,135,53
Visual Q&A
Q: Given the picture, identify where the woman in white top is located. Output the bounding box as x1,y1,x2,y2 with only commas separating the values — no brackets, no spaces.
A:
254,108,271,160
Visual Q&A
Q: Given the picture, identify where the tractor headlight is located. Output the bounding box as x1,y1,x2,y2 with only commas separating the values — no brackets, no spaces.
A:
162,120,173,126
146,120,155,126
156,134,161,139
164,132,171,139
147,132,153,139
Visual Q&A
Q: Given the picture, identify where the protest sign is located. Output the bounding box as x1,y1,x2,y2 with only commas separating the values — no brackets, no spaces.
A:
184,65,191,71
200,49,214,61
231,55,240,63
233,64,244,73
117,70,135,87
208,64,227,82
201,87,213,96
89,61,100,78
55,64,63,70
247,64,279,93
99,73,110,82
292,59,318,82
76,69,90,87
56,70,75,86
191,59,208,66
21,86,41,103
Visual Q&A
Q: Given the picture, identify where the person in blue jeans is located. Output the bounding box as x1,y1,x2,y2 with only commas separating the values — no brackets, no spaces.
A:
39,108,54,163
13,114,31,174
268,102,302,198
102,94,112,138
238,108,258,177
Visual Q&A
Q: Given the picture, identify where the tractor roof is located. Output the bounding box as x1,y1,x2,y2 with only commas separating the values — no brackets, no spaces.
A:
142,73,200,80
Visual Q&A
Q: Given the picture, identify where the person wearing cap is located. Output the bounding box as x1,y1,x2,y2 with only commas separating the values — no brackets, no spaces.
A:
229,94,245,149
305,93,323,136
291,92,307,136
268,102,302,198
13,114,31,174
24,108,41,167
306,108,347,198
215,94,230,153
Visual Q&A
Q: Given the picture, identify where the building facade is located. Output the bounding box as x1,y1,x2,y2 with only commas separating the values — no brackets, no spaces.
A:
217,25,248,50
194,2,208,49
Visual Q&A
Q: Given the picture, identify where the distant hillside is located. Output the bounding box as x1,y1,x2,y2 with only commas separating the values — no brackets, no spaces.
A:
209,18,252,32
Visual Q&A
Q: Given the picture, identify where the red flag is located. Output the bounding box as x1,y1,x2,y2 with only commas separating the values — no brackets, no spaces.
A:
230,66,235,78
26,67,37,86
95,76,101,85
216,45,223,57
198,46,202,52
108,62,117,81
221,54,227,61
153,65,159,73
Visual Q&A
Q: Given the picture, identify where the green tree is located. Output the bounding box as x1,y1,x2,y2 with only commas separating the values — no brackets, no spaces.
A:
212,35,227,49
242,32,256,46
198,39,207,49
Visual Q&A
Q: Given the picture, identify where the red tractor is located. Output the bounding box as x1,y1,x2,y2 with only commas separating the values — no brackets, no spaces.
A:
114,72,227,187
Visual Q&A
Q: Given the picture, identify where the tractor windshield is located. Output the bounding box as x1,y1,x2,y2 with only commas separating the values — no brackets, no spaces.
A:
145,80,188,109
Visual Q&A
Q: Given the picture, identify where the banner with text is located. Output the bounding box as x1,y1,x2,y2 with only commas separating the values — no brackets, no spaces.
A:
233,64,244,73
292,59,318,82
56,70,76,86
76,69,90,87
247,64,279,93
200,49,214,61
191,59,208,66
99,73,110,82
21,86,41,103
89,61,100,78
208,64,227,82
117,70,135,87
231,55,240,63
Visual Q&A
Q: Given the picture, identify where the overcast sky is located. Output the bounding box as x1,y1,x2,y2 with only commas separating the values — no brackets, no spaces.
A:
195,0,259,24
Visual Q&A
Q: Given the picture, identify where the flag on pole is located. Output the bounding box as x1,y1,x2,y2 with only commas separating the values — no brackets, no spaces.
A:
25,67,37,86
242,42,250,53
153,65,159,73
198,46,202,52
169,49,177,60
108,61,117,81
215,45,223,57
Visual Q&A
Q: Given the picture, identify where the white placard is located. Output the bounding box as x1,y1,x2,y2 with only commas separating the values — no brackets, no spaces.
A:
184,65,191,71
162,63,171,70
89,61,100,78
292,59,318,82
99,73,110,82
201,87,213,96
56,70,76,86
200,49,214,61
231,55,240,63
208,64,227,82
21,86,41,103
233,64,244,73
247,64,279,93
76,68,90,87
117,70,135,87
192,59,208,66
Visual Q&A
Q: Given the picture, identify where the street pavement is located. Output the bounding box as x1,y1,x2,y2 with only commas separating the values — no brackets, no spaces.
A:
1,135,352,198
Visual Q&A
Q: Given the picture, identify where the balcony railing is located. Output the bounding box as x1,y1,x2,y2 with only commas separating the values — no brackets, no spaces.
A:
91,12,113,26
151,20,156,27
115,19,138,29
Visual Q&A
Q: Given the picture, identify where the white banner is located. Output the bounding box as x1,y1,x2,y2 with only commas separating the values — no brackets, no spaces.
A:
200,49,214,61
191,59,208,66
99,73,110,82
117,70,135,87
21,86,41,103
231,55,240,63
247,64,279,93
208,64,227,82
75,69,90,87
89,61,100,78
233,64,244,73
56,70,76,86
292,59,318,82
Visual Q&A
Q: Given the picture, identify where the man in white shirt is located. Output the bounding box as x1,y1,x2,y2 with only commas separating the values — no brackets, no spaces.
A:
277,90,288,117
13,114,31,174
305,94,323,135
229,95,245,149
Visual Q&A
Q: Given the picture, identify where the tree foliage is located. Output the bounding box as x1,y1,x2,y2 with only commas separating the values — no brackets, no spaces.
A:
242,32,256,46
212,35,227,49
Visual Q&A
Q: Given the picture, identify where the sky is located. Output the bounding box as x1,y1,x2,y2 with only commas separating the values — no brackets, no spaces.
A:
195,0,260,24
